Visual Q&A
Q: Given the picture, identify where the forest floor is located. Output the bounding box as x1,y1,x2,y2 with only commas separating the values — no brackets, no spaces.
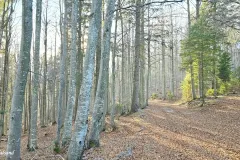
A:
0,96,240,160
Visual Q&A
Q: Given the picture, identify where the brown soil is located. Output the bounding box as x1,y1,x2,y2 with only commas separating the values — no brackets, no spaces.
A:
1,96,240,160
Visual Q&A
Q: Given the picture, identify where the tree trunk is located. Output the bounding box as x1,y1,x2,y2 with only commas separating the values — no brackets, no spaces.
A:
6,0,33,158
62,0,78,146
170,5,175,97
52,24,57,125
146,5,150,106
74,0,82,122
29,0,42,151
120,4,124,105
88,0,116,147
67,0,102,158
110,6,119,129
42,1,48,127
187,0,196,100
56,0,68,147
162,40,166,100
140,0,145,108
131,0,141,112
1,16,10,137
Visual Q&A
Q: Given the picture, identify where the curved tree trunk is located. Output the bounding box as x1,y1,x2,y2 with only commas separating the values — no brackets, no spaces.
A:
88,0,117,147
67,0,102,158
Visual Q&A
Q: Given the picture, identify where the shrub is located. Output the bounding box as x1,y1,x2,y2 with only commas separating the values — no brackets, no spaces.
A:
150,93,158,100
181,73,192,101
167,91,174,100
206,89,214,96
116,103,124,115
218,82,229,95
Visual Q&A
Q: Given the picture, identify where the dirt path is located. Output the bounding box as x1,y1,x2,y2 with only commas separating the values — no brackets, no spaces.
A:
84,96,240,160
1,96,240,160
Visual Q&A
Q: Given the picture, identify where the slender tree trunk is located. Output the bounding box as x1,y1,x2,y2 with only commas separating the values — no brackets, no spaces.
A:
199,51,204,103
74,0,82,122
42,1,48,127
131,0,141,112
88,0,116,147
62,0,78,146
120,3,124,105
56,0,68,147
146,4,150,106
140,0,145,108
110,6,119,129
127,18,131,107
1,18,10,138
162,38,166,100
6,0,33,158
161,17,166,100
29,0,42,151
24,85,28,133
187,0,196,100
52,24,57,125
67,0,102,158
170,5,175,97
196,0,204,104
28,51,32,147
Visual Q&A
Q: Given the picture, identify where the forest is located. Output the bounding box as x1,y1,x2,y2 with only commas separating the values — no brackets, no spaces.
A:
0,0,240,159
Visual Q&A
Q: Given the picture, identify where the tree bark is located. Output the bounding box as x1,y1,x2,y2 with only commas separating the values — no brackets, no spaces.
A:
62,0,78,146
74,0,82,122
162,19,166,100
42,1,48,127
56,0,68,147
29,0,42,150
110,5,119,129
140,0,145,108
187,0,196,99
88,0,116,147
6,0,33,158
67,0,102,158
131,0,141,112
146,4,150,106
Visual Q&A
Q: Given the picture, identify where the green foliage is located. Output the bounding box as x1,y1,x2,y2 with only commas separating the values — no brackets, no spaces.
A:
89,140,98,148
0,110,6,115
228,76,240,93
53,140,61,153
206,89,214,96
233,66,240,81
218,52,231,82
0,1,4,13
167,91,174,100
116,103,124,115
116,103,124,109
218,82,229,95
150,93,158,100
181,73,192,101
180,2,229,101
0,120,3,126
53,146,61,153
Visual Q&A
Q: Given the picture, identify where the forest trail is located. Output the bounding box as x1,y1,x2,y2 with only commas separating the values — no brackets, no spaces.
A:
84,96,240,160
1,96,240,160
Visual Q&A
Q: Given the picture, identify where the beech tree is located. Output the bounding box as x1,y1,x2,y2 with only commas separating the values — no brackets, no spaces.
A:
6,0,33,159
88,0,117,147
62,0,78,146
67,0,102,158
131,0,141,112
29,0,42,151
